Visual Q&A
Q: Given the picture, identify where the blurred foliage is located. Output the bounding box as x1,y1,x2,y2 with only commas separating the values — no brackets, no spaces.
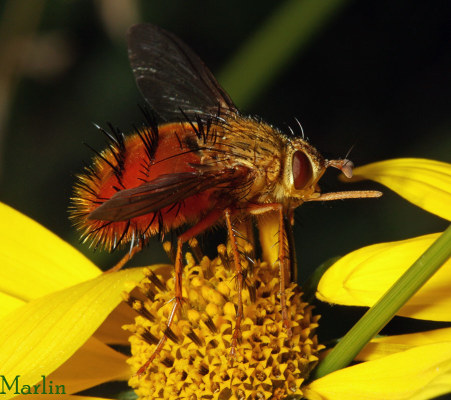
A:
218,0,349,108
0,0,449,300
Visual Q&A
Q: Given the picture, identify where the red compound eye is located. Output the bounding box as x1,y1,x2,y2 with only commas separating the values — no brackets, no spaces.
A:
292,151,313,189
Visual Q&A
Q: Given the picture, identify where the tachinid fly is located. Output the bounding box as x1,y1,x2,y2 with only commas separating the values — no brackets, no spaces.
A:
70,23,381,374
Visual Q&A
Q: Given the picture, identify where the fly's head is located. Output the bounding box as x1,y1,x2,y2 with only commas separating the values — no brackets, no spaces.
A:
281,137,354,209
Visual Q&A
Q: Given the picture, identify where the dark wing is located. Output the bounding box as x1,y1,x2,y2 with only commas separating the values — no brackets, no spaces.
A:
88,169,247,222
127,23,237,122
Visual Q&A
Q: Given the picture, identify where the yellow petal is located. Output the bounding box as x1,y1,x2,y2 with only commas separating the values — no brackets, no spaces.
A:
49,336,129,393
0,267,144,400
94,301,137,345
10,337,129,399
345,158,451,221
0,202,101,301
257,211,280,265
304,341,451,400
94,264,172,345
317,233,451,321
0,292,25,319
357,327,451,361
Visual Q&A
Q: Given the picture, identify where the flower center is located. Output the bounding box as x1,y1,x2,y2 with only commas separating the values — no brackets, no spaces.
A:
124,244,322,400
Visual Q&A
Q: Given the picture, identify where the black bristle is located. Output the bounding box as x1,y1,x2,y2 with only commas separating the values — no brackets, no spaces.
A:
174,132,183,149
83,142,124,189
157,212,164,241
91,123,127,185
86,221,113,236
142,211,158,236
179,108,201,139
112,220,130,251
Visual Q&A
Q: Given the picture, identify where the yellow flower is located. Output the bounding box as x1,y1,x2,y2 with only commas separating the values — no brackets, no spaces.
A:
125,247,322,400
0,157,449,400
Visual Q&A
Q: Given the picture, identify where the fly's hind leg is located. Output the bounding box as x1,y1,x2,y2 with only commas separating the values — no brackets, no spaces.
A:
105,243,142,274
137,208,224,376
137,237,184,376
276,207,292,337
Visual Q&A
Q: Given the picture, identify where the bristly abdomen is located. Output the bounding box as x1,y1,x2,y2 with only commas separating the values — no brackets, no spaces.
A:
70,120,231,251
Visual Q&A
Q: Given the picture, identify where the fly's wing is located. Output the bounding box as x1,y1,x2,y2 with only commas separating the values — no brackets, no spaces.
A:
128,23,237,122
88,168,247,222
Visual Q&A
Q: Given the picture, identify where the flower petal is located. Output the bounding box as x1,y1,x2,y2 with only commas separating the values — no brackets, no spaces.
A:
304,341,451,400
93,302,135,345
12,337,129,399
357,327,451,361
0,202,101,301
0,291,25,319
48,336,129,393
316,233,451,321
94,265,172,345
257,211,280,265
344,158,451,221
0,267,145,400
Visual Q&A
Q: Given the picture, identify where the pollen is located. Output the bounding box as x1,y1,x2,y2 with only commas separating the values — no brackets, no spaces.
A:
124,247,322,400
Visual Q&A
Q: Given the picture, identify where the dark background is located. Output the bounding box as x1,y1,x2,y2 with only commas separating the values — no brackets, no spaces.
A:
0,0,449,331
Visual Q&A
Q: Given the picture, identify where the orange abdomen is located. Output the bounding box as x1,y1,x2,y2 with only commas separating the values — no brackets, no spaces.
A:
71,122,219,250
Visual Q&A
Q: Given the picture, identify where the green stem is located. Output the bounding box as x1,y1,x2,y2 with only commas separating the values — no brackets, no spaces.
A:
312,224,451,380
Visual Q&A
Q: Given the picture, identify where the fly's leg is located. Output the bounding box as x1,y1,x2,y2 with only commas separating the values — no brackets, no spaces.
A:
224,209,245,358
277,206,292,336
137,208,223,376
137,237,184,376
104,244,142,274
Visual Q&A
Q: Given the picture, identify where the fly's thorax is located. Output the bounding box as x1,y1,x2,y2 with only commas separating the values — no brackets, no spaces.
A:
212,115,286,200
191,115,329,208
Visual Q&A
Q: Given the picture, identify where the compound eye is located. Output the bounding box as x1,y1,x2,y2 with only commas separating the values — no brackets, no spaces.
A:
292,151,313,189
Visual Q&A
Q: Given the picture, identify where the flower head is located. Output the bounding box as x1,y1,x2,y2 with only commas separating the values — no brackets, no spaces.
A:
125,248,322,400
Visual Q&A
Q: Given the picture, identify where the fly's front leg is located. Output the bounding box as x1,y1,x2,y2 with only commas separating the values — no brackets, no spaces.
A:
224,208,244,358
277,207,292,337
